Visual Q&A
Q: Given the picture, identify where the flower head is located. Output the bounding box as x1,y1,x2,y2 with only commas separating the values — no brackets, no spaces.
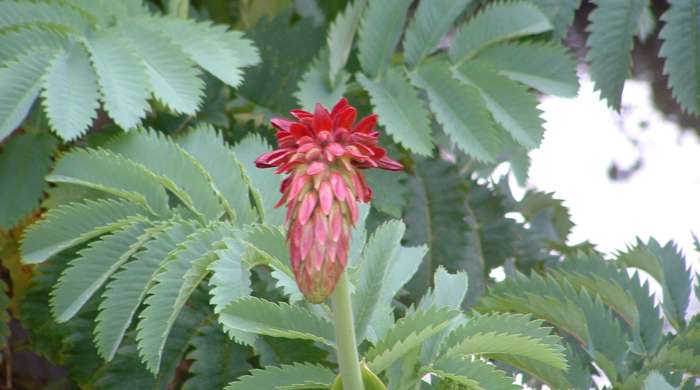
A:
255,98,402,302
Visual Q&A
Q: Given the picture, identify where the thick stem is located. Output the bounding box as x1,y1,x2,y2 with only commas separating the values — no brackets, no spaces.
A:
331,273,364,390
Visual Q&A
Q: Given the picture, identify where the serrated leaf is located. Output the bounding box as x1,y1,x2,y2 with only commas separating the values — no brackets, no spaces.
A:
226,363,335,390
41,42,99,140
526,0,581,40
295,47,349,110
429,355,518,390
47,148,170,216
357,0,411,77
517,190,573,243
449,2,552,62
643,371,676,390
363,169,407,218
585,0,645,110
107,129,224,221
21,198,145,263
51,220,149,322
95,220,196,360
119,20,204,115
403,0,470,66
659,0,700,114
86,28,150,130
218,297,335,346
137,225,228,373
418,267,469,311
0,26,67,65
357,68,433,156
178,124,258,225
476,42,578,97
411,60,501,161
367,307,459,372
455,60,544,148
0,1,92,32
0,49,54,141
327,0,366,84
0,132,56,228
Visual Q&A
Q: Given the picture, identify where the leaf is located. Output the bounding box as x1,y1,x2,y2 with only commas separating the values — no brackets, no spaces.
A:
331,363,387,390
403,0,470,66
411,60,501,162
47,148,170,216
357,0,411,77
183,323,252,390
51,220,149,322
119,20,204,115
449,2,552,62
617,238,692,329
21,198,145,263
218,297,335,346
526,0,581,40
363,169,407,218
476,42,578,97
0,26,67,64
418,267,469,311
295,47,349,110
328,0,366,84
0,49,54,141
0,1,92,32
137,225,227,373
585,0,646,110
455,60,544,149
225,363,336,390
86,28,150,130
429,355,518,390
643,371,676,390
177,125,258,225
366,307,460,372
517,190,573,243
41,42,99,140
0,132,56,228
659,0,700,114
106,129,224,221
95,220,196,360
357,68,433,156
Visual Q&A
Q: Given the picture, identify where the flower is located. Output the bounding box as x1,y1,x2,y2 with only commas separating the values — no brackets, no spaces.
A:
255,98,402,303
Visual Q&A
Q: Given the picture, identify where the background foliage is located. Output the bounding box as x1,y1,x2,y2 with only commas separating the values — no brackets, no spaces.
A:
0,0,699,389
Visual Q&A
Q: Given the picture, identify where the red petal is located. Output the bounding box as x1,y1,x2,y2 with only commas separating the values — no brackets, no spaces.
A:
300,223,314,259
307,161,326,176
314,103,332,132
330,172,347,201
314,211,328,244
290,109,313,120
327,142,345,157
354,114,377,133
335,106,357,130
271,118,295,132
319,181,333,215
255,149,290,168
377,156,403,171
346,193,358,223
330,205,343,242
331,98,349,117
299,192,317,225
290,123,312,138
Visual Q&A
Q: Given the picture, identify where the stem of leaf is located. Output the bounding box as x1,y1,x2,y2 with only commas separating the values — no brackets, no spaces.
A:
331,272,364,390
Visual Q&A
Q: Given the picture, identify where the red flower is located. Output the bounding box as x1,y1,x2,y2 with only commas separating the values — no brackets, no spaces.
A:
255,98,402,303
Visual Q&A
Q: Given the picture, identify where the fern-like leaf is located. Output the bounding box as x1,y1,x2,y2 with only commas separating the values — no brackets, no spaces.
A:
357,69,433,156
0,1,92,32
327,0,366,84
225,363,335,390
0,26,66,65
526,0,581,40
584,0,646,110
357,0,411,78
429,355,518,390
21,198,145,263
296,47,349,111
403,0,470,66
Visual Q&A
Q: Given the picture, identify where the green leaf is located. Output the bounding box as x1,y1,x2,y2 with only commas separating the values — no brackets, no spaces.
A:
517,190,573,243
357,68,433,156
366,307,460,372
0,132,56,228
95,220,196,360
21,198,145,263
107,129,224,221
119,20,204,115
226,363,336,390
659,0,700,114
295,47,349,110
41,43,99,140
327,0,366,84
411,60,501,162
51,220,149,322
0,49,54,141
449,2,552,62
86,29,150,130
418,267,469,311
429,355,518,390
526,0,581,40
585,0,645,110
643,371,676,390
177,125,258,225
218,297,335,346
455,60,544,149
232,135,285,226
403,0,470,66
183,323,252,390
363,169,407,218
331,363,387,390
476,42,578,97
137,225,228,373
0,26,66,68
0,1,92,32
160,18,260,88
357,0,411,78
617,238,692,329
47,148,170,216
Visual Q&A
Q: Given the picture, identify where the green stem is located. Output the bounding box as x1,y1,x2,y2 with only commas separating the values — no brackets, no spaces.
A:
168,0,189,18
331,273,364,390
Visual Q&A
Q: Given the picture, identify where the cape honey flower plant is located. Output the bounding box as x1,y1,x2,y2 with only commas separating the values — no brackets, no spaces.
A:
255,98,403,303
